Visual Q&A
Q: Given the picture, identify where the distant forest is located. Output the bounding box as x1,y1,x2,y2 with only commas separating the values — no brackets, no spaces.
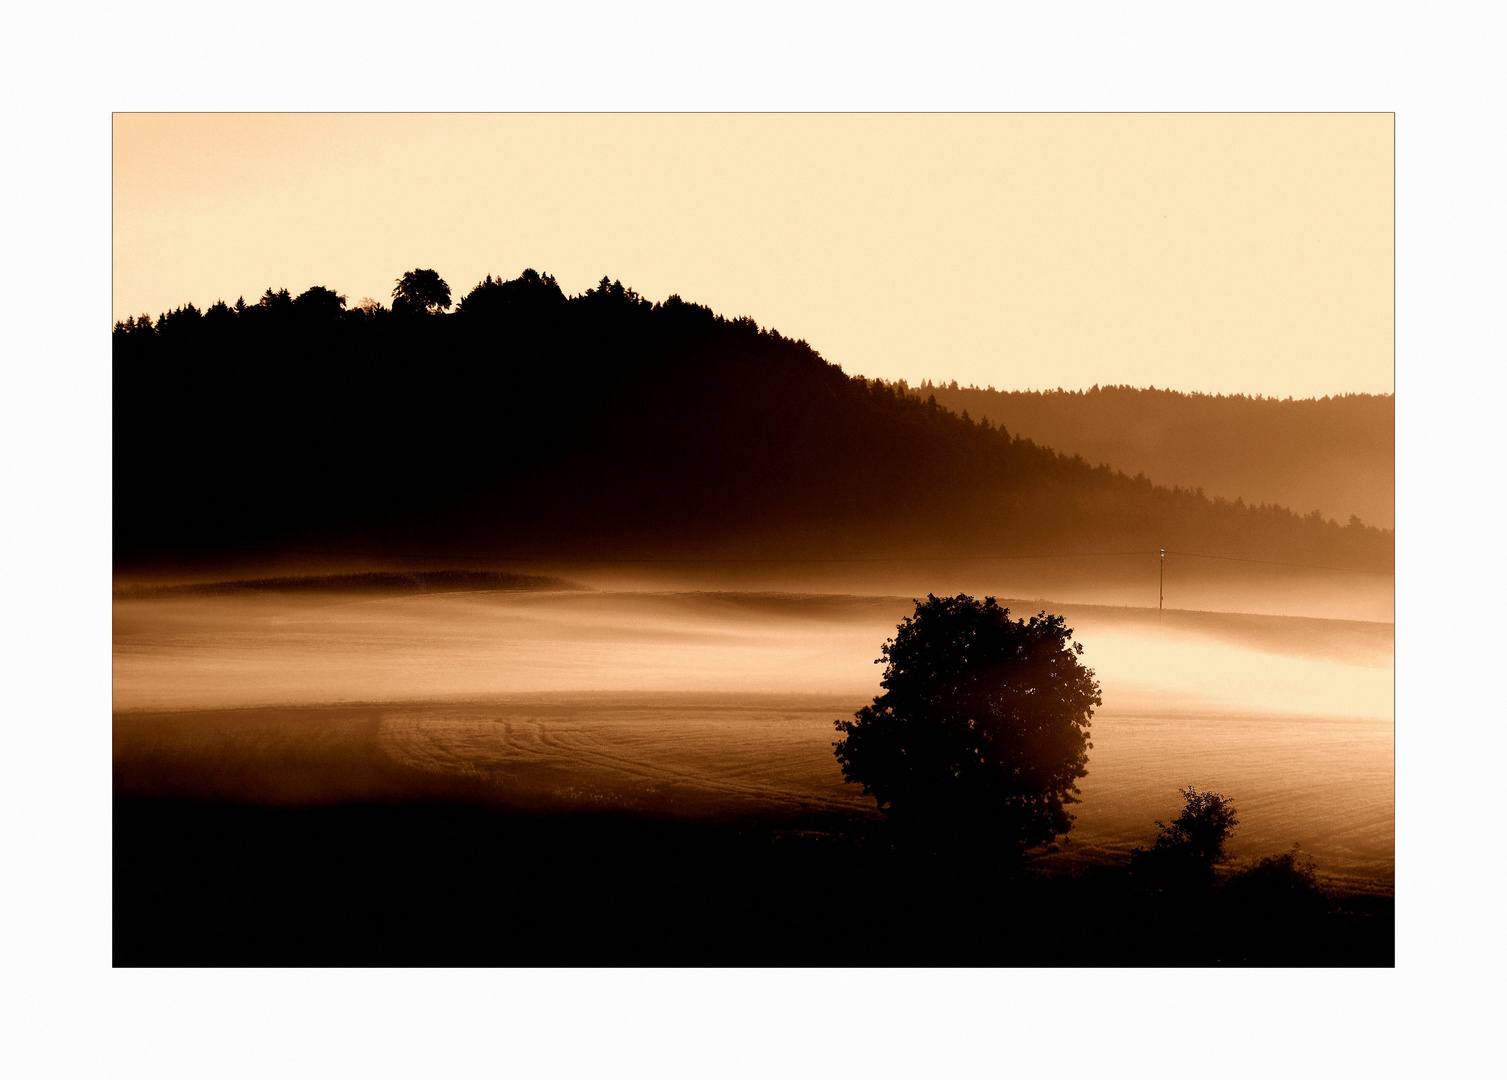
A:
113,271,1392,570
912,382,1394,530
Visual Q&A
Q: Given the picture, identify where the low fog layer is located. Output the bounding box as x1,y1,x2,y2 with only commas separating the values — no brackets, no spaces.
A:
113,586,1391,715
114,573,1393,892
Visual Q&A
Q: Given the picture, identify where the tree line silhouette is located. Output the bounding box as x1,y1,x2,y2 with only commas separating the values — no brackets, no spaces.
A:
114,269,1394,569
914,379,1395,531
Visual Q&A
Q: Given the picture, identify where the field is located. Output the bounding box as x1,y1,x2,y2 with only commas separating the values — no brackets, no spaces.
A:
114,577,1394,900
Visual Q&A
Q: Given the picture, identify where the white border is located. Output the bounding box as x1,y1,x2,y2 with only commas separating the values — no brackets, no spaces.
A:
5,1,1503,1076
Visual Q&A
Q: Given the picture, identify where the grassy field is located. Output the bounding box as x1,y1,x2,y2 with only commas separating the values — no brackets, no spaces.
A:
115,692,1393,892
114,581,1393,964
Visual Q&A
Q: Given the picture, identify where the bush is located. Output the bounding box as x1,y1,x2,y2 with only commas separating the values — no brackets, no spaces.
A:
1223,845,1329,919
1131,786,1239,892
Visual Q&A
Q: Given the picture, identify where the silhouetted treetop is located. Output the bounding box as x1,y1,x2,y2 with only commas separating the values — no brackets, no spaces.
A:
293,285,347,318
455,268,565,318
392,268,451,314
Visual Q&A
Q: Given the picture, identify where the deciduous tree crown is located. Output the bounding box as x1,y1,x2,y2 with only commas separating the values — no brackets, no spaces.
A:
834,593,1101,856
392,268,451,314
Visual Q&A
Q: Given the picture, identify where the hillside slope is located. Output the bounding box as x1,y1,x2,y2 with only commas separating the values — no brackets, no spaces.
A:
113,272,1392,570
915,382,1394,529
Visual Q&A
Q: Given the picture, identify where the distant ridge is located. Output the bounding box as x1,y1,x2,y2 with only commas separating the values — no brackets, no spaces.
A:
907,381,1394,530
116,570,587,597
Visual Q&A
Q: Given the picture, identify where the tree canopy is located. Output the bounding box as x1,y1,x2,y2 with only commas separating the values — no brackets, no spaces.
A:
293,285,347,318
392,268,451,314
833,594,1101,858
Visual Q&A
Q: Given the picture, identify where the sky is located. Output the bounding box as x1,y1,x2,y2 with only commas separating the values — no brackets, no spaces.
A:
114,113,1393,398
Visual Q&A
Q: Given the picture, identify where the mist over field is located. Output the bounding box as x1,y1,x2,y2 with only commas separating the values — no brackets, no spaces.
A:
114,563,1393,894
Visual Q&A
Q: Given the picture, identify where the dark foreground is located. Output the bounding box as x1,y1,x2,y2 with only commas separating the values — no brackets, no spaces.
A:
115,797,1393,967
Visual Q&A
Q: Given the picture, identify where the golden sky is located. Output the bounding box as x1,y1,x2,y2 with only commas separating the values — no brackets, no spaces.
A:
114,114,1392,397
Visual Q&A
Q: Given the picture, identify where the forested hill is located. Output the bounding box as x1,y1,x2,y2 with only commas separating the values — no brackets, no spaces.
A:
911,381,1394,530
113,271,1392,570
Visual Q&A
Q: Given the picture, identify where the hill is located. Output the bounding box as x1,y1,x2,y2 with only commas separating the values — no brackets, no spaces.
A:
912,382,1394,530
113,271,1392,570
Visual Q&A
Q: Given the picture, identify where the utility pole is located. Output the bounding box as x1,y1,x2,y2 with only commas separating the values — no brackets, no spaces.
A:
1159,548,1164,619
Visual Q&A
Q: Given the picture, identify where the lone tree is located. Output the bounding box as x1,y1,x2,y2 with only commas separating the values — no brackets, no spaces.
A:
392,268,451,314
834,594,1101,858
